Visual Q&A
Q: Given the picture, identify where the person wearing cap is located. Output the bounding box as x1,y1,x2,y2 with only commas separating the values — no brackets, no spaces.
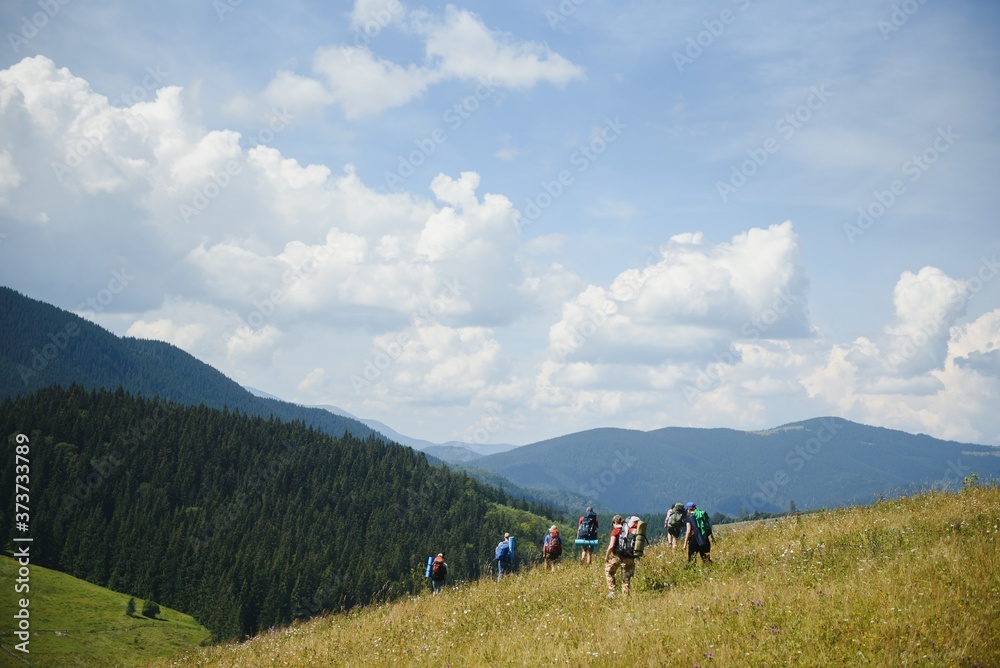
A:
604,515,635,598
683,502,713,564
543,525,562,571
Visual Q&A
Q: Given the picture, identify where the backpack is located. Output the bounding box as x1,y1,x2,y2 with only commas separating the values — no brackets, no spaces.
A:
693,509,713,539
578,513,598,540
614,516,647,558
430,556,446,581
667,506,685,530
545,530,562,557
495,540,511,563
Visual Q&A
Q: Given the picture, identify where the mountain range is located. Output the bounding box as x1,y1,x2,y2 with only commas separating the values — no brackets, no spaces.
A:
3,284,998,518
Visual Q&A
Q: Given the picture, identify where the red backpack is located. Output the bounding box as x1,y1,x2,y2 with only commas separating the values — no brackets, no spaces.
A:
545,529,562,557
430,556,446,581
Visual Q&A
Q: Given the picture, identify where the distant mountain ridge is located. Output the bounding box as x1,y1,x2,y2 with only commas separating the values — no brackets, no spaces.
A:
467,417,1000,515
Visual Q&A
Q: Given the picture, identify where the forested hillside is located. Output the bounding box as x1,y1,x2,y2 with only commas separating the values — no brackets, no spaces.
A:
0,287,376,442
1,385,558,640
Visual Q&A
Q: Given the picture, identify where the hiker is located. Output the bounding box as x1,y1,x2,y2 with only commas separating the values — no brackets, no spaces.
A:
543,525,563,571
683,502,713,564
604,515,635,598
495,532,512,581
577,507,599,564
664,502,686,549
429,553,448,594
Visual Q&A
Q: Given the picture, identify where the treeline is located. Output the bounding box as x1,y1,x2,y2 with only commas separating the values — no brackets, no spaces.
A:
1,385,559,640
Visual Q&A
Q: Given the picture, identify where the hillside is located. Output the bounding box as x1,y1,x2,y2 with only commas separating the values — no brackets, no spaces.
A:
0,386,560,642
153,485,1000,667
468,419,1000,514
0,555,211,667
0,286,377,443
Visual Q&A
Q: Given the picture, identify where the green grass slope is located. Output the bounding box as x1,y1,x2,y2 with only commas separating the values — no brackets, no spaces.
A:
0,555,211,668
153,485,999,668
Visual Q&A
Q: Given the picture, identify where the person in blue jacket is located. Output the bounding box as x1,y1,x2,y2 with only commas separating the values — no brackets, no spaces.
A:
495,532,512,581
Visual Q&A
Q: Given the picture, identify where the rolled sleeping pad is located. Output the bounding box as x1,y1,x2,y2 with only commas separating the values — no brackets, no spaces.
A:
508,535,515,560
634,520,648,557
425,555,434,578
574,539,599,546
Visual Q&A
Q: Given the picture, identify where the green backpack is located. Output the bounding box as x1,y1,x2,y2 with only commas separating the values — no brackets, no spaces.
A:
693,509,713,539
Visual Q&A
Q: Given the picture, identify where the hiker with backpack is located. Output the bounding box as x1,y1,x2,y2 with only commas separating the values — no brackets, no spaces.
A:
683,502,713,564
577,507,599,564
429,553,448,594
664,502,686,549
604,515,635,598
495,532,513,581
543,525,563,571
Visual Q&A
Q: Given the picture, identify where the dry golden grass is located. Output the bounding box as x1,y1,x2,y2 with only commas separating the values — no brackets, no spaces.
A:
156,485,1000,667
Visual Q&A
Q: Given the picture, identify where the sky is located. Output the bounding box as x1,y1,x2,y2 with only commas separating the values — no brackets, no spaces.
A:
1,0,999,447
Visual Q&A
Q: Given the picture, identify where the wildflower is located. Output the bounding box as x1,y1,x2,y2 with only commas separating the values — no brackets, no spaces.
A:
771,626,779,634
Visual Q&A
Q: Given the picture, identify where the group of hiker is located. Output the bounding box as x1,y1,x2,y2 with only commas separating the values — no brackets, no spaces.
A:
428,502,713,598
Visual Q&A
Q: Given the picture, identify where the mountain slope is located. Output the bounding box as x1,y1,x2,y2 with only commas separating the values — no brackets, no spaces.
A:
0,286,377,442
151,485,1000,668
0,385,560,641
0,555,211,667
471,418,1000,514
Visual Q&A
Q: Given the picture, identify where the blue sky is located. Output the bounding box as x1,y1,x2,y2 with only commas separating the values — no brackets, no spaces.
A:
1,0,999,446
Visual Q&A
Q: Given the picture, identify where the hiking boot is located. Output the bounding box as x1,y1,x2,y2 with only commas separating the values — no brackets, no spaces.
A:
606,591,616,599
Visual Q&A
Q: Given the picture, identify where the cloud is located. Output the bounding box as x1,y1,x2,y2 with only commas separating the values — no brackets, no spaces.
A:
883,266,968,375
252,5,583,119
311,47,440,119
350,0,406,29
419,6,585,88
547,221,813,365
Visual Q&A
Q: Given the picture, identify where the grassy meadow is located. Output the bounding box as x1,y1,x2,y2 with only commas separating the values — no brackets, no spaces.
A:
151,484,999,667
0,556,211,668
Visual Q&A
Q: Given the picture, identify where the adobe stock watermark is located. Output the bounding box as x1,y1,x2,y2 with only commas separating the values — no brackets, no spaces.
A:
8,0,73,54
462,404,519,445
349,279,464,394
716,84,832,202
237,106,296,152
18,267,133,386
214,0,244,21
578,449,639,501
673,0,753,73
551,295,619,362
61,401,175,513
344,0,404,58
877,0,930,40
843,126,959,244
226,243,331,347
885,254,998,371
176,160,241,225
545,0,588,29
683,288,804,404
738,417,843,513
929,458,972,492
384,77,499,191
515,116,627,231
190,438,304,551
51,67,167,183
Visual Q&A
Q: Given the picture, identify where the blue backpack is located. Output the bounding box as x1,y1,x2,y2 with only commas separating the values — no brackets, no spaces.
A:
495,540,511,562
